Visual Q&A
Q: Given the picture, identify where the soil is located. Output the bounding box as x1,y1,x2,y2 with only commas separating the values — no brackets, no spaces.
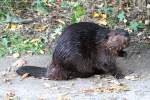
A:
0,46,150,100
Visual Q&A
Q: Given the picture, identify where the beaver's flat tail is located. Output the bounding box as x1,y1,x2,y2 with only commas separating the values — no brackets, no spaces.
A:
16,66,47,78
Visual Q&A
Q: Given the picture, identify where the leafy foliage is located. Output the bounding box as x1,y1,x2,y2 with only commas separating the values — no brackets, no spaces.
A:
0,0,148,57
0,32,45,57
61,1,80,9
98,7,113,15
129,21,145,31
117,11,125,22
71,5,85,23
33,0,49,15
0,0,31,21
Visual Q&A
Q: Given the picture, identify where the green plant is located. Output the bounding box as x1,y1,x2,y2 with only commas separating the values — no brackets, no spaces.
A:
117,10,125,22
0,32,46,57
71,5,85,23
50,25,63,41
128,21,145,31
0,0,32,21
0,0,11,21
33,0,49,15
61,1,80,9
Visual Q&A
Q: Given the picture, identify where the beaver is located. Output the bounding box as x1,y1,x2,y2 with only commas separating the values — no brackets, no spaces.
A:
16,22,129,80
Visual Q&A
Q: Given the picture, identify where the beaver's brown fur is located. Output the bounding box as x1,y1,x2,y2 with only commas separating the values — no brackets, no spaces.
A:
16,22,129,80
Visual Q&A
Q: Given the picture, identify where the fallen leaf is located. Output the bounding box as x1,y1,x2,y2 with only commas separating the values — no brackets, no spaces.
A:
123,18,127,23
34,24,47,32
56,93,69,100
27,51,33,56
81,84,128,93
99,13,107,19
147,4,150,8
137,32,143,37
97,19,107,25
92,12,107,25
145,19,150,25
13,52,20,58
3,78,12,83
91,12,100,18
40,50,45,54
56,19,65,25
125,74,140,80
5,23,17,31
43,0,48,4
31,38,40,43
99,14,107,25
92,12,107,19
4,90,15,100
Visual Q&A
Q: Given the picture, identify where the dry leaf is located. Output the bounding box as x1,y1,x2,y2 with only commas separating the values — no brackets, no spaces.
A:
99,13,107,19
97,13,107,25
147,4,150,8
34,24,47,32
145,19,150,25
123,18,127,23
27,51,33,56
5,23,17,31
4,91,15,100
97,19,107,25
31,38,40,43
11,59,26,68
91,12,100,18
125,74,140,81
56,19,65,25
56,93,69,100
92,12,107,25
43,0,48,4
40,50,45,54
12,52,20,58
3,78,12,83
81,84,128,93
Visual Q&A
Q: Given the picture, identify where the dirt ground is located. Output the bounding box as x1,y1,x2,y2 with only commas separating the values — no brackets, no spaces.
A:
0,47,150,100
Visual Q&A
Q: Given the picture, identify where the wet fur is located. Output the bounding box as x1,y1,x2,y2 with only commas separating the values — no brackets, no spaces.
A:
16,22,129,80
